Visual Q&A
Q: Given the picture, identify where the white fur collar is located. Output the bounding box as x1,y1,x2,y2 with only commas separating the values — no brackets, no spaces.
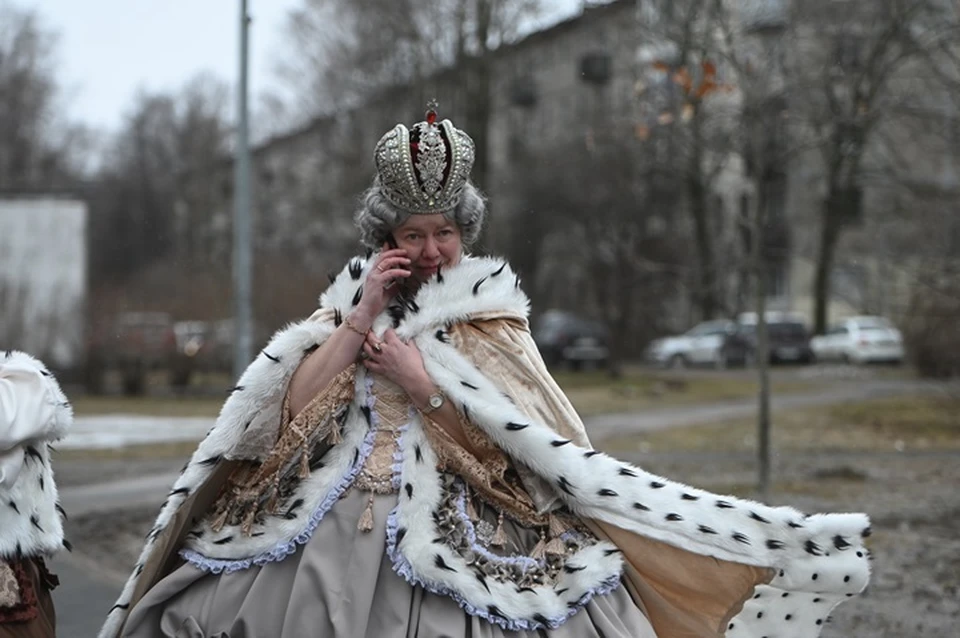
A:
320,254,530,339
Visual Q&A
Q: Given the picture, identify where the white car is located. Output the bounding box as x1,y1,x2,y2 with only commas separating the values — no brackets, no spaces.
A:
810,316,905,364
645,320,738,368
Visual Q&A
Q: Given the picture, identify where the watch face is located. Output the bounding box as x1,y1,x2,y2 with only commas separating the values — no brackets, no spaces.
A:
429,394,443,409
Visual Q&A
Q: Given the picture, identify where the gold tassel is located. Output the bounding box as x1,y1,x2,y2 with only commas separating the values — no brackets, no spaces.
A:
357,492,375,533
530,530,547,559
240,504,259,537
465,489,479,521
209,505,232,533
298,449,311,479
491,511,508,547
327,417,343,445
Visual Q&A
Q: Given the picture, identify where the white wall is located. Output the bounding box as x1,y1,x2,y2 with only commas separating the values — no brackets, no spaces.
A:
0,197,88,368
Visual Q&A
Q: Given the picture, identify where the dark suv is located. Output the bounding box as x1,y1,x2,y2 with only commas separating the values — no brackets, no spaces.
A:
730,315,814,365
533,310,610,370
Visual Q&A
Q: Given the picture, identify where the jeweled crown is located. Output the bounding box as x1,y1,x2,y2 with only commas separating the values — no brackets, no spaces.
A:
373,103,476,214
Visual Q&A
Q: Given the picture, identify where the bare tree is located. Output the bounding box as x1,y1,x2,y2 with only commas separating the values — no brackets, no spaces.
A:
0,2,81,188
276,0,544,191
785,0,960,334
635,0,740,321
90,74,232,283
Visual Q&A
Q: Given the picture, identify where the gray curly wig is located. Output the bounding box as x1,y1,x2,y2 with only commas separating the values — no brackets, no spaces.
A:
354,178,487,250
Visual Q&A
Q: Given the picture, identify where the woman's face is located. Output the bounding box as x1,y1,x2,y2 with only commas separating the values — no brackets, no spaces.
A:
392,213,462,282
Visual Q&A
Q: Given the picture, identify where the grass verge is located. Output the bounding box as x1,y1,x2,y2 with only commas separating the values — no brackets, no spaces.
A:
602,395,960,454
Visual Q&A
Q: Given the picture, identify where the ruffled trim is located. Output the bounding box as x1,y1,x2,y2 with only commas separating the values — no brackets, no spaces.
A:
180,391,380,574
384,506,621,631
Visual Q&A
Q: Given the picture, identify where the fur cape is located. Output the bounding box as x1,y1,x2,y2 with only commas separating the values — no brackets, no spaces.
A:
100,256,871,638
0,351,72,560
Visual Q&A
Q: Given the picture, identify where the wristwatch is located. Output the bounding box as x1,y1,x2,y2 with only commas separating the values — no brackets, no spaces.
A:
421,390,445,415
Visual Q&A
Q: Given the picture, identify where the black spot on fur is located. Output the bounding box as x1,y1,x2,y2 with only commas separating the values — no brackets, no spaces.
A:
506,422,529,431
788,521,804,529
62,538,73,552
327,272,338,284
200,455,223,467
39,369,51,377
805,540,824,556
649,481,665,489
38,476,44,491
396,527,407,546
8,500,19,514
228,385,245,394
110,603,130,613
472,277,488,295
334,309,343,327
405,483,414,499
633,502,651,512
360,405,372,425
732,532,751,544
284,499,306,519
169,487,191,498
476,571,490,593
681,493,700,501
460,380,479,390
551,439,572,447
619,467,637,477
352,286,364,306
604,548,622,556
436,267,444,283
56,503,67,519
304,344,320,355
348,259,363,280
487,604,507,619
716,500,734,509
584,450,602,458
434,555,456,572
436,330,450,343
262,350,281,363
766,539,786,550
834,535,851,550
213,536,235,545
515,585,536,594
415,445,423,463
25,446,42,463
30,515,43,532
491,263,507,277
665,513,683,522
563,563,586,573
862,526,872,538
533,613,550,626
750,511,771,524
598,488,618,497
353,448,360,466
557,476,575,496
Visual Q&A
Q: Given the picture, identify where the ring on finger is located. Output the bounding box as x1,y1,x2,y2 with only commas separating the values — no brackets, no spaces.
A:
373,342,383,354
377,265,385,272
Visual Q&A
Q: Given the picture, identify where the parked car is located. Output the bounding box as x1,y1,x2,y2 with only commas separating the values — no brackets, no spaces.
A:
810,316,904,364
532,310,609,370
86,311,178,395
735,312,815,365
645,320,744,368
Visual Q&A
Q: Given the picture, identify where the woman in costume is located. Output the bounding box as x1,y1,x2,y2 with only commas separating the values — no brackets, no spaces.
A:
102,108,871,638
1,352,72,638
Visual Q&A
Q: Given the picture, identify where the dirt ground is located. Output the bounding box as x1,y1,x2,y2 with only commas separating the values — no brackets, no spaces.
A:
59,442,960,638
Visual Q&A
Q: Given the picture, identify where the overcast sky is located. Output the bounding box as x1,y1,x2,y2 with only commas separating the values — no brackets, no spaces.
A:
25,0,584,132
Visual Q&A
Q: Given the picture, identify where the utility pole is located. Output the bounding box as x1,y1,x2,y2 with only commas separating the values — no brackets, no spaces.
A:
233,0,253,381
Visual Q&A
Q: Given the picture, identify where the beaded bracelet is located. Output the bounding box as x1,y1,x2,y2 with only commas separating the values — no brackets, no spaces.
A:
343,315,369,337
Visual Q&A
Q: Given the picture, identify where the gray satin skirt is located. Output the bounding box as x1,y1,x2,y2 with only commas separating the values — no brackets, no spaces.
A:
121,489,656,638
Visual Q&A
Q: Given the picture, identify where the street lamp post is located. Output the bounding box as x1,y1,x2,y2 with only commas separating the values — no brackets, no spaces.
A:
233,0,253,381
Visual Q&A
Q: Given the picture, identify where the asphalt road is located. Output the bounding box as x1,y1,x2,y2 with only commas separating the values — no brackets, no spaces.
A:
51,377,951,636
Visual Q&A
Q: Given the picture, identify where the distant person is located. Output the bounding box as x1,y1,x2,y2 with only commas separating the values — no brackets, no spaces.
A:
102,107,872,638
1,352,72,638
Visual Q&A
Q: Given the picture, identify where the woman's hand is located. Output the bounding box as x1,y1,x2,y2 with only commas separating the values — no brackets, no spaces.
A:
361,329,431,394
352,245,411,327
